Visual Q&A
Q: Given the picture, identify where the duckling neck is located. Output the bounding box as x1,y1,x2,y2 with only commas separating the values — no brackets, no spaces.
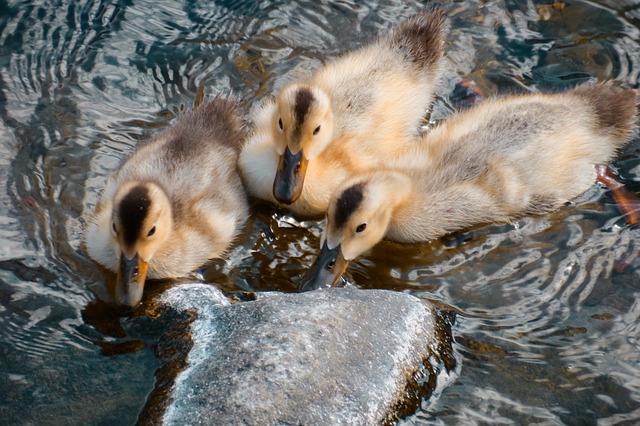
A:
369,171,413,230
381,173,451,244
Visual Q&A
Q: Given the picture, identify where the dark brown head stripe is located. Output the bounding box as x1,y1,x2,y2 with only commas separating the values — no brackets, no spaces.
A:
293,88,315,136
118,184,151,246
334,183,365,229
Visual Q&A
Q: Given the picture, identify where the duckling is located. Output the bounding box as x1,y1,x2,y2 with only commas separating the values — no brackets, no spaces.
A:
84,97,249,307
239,9,447,216
300,84,639,291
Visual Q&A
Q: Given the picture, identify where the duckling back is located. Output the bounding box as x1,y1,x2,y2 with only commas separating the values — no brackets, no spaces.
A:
316,9,446,146
498,84,638,209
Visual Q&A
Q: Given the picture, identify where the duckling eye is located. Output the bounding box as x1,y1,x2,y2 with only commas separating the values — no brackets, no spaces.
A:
147,226,156,237
313,125,321,135
278,118,283,130
112,223,117,235
356,223,367,233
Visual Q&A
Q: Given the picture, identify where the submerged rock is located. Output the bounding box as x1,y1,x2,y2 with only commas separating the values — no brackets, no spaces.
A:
139,284,455,425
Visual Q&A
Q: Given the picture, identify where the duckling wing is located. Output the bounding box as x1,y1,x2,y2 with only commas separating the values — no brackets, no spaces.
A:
156,97,249,256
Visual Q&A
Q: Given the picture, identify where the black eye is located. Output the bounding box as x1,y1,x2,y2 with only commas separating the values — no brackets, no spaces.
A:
356,223,367,233
112,223,117,234
278,118,283,130
313,125,321,135
147,226,156,237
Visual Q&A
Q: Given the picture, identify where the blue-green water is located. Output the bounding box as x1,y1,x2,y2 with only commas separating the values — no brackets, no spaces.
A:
1,0,640,424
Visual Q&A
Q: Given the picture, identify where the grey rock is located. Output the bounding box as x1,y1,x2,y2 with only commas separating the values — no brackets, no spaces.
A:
148,284,454,425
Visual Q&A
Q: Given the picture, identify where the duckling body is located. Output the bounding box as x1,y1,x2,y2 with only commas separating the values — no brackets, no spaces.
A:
84,97,248,307
301,84,639,290
239,9,446,216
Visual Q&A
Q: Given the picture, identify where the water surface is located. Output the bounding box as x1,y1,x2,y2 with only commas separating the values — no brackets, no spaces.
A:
1,0,640,424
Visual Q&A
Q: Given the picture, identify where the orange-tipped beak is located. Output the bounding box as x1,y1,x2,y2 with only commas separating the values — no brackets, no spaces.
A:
273,146,308,205
115,253,148,308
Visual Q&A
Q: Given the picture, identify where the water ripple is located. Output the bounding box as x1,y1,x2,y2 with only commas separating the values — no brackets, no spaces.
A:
2,0,640,424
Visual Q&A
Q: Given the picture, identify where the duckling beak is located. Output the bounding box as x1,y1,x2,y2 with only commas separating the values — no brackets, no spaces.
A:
115,253,148,308
273,146,308,204
299,241,349,292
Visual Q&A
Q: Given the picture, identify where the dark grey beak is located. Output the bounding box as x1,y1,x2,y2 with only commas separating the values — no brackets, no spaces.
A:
114,253,148,308
299,241,350,292
273,146,308,205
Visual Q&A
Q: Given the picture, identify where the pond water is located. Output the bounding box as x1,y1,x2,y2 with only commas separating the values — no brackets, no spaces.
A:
1,0,640,424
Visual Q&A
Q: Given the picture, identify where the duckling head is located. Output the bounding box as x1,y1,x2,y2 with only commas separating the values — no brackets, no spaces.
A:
299,172,411,292
272,83,334,204
111,181,173,308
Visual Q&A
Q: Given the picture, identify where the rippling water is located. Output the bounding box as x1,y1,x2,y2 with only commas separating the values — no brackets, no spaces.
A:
1,0,640,424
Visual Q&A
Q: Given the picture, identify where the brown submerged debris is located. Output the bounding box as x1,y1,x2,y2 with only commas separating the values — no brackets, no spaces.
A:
537,0,567,21
596,164,640,226
596,164,640,273
450,79,484,110
591,313,615,321
96,339,146,357
614,244,640,273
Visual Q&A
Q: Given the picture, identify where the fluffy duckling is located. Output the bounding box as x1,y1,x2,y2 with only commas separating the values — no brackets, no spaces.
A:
84,97,249,307
239,9,446,216
300,84,639,291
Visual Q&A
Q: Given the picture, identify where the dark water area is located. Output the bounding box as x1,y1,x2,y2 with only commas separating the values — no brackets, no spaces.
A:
1,0,640,424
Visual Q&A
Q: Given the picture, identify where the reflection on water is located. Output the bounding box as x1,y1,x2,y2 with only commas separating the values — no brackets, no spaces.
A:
1,0,640,423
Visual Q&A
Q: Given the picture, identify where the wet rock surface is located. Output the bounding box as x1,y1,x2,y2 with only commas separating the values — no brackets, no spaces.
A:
141,284,455,425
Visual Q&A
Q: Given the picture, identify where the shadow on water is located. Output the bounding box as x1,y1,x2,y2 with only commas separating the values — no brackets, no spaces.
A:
1,0,640,424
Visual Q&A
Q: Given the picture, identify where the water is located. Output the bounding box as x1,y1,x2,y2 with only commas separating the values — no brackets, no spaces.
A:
1,0,640,424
